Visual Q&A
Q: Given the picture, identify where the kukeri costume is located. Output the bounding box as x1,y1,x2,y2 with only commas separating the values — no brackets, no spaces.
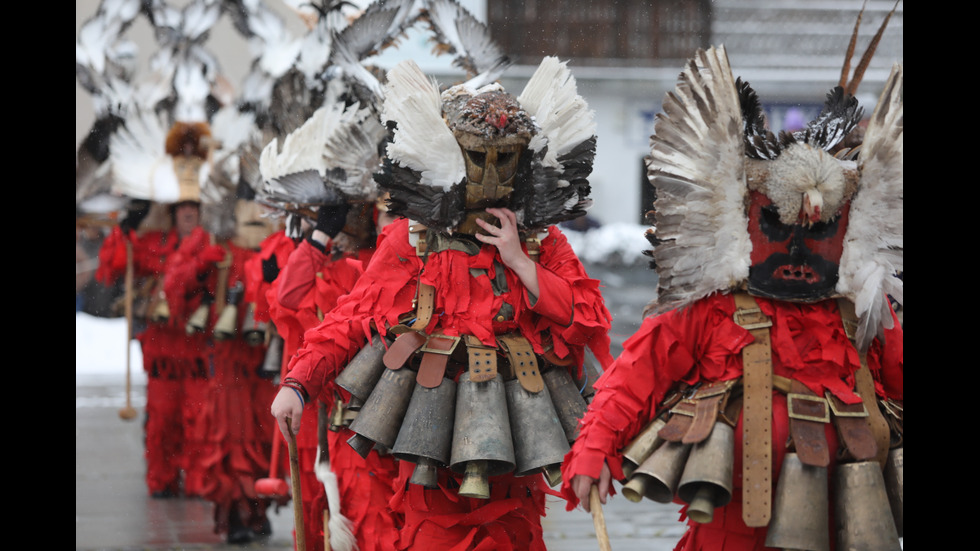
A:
561,45,903,551
279,56,614,550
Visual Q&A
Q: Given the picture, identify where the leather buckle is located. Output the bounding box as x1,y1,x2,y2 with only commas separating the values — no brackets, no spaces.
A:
420,334,461,355
826,392,869,418
734,307,772,330
787,393,830,423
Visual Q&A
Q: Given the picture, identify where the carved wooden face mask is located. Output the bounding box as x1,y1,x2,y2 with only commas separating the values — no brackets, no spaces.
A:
746,190,849,302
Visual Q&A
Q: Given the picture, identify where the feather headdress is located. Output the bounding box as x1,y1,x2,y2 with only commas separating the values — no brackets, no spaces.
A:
376,54,597,232
645,45,902,352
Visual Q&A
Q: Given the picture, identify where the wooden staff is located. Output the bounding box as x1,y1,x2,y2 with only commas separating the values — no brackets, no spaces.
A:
287,418,306,550
118,239,138,421
590,485,612,551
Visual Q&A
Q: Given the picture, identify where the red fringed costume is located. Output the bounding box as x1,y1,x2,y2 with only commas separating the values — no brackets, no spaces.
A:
285,219,613,551
96,225,210,497
162,227,277,537
560,293,904,550
271,236,402,551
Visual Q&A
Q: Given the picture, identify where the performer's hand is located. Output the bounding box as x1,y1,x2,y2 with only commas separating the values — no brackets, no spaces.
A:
476,207,539,297
270,387,304,442
571,463,612,513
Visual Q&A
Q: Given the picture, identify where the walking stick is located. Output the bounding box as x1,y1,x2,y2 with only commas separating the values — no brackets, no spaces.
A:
287,418,307,550
590,485,612,551
118,239,138,421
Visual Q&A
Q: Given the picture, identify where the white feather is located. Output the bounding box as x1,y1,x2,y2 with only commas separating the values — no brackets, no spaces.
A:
109,106,181,203
517,56,596,169
259,104,337,181
646,46,751,311
314,445,356,551
837,63,903,351
382,60,465,190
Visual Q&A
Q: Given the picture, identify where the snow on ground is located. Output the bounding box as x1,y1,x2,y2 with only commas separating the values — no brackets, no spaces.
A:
76,312,145,382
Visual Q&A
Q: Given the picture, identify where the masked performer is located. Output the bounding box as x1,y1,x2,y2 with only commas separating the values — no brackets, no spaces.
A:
562,45,903,551
271,56,614,551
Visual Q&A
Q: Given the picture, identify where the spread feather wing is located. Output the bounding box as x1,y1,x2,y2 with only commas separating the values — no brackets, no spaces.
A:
837,63,903,351
646,45,751,313
321,101,387,201
109,104,182,203
259,104,339,205
382,59,465,190
514,56,597,228
421,0,511,89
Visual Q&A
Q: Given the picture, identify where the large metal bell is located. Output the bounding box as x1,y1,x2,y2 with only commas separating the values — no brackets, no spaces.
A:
620,417,667,480
884,447,903,537
259,333,283,376
764,452,830,551
621,440,691,503
241,302,267,346
505,378,570,483
450,372,515,499
392,378,457,488
213,303,238,340
185,301,211,335
676,422,734,524
834,461,901,550
346,366,416,459
542,367,588,443
335,337,390,405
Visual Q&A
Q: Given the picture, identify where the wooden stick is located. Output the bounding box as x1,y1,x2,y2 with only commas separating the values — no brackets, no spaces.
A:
287,419,306,550
118,239,138,421
590,485,612,551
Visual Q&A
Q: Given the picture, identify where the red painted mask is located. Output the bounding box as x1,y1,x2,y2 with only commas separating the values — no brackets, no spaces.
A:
746,190,849,301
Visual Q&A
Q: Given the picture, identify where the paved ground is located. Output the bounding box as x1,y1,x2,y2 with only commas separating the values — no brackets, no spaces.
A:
76,261,690,551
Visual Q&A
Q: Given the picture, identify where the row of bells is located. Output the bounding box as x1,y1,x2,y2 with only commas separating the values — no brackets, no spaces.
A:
334,337,592,499
620,419,904,551
150,289,268,347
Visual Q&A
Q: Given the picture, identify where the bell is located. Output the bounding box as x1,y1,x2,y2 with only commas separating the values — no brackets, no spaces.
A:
329,397,346,432
764,452,830,551
335,337,390,404
260,333,284,376
505,378,570,478
676,422,734,524
346,366,417,459
213,303,238,340
834,461,901,551
241,302,267,346
185,300,211,335
620,417,667,479
450,371,516,499
392,378,458,488
621,440,691,503
150,294,170,323
884,447,903,537
542,366,588,443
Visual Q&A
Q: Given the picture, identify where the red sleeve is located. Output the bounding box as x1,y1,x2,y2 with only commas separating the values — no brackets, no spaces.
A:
277,239,330,311
95,226,130,285
286,219,420,401
523,226,615,370
559,295,750,510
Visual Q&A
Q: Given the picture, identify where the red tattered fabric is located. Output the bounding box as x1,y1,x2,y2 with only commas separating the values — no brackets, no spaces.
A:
560,292,904,551
287,218,614,550
96,225,210,497
243,230,297,325
181,241,277,537
270,238,400,551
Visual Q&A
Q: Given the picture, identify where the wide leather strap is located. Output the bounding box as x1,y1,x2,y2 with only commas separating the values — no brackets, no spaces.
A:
787,380,831,467
383,331,426,370
417,334,460,388
498,333,543,393
465,335,498,382
827,391,878,462
658,401,695,442
734,292,773,527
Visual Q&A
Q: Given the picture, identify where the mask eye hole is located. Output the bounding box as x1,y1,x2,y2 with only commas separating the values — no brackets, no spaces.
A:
467,151,487,166
760,205,793,241
496,152,514,165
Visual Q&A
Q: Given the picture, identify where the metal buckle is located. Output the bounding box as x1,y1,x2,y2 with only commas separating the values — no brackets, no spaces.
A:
734,307,772,331
826,392,869,418
787,393,830,423
420,334,461,356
